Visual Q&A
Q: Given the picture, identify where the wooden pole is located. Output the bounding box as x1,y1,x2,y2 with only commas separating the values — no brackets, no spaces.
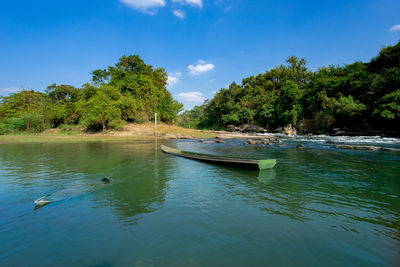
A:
154,112,158,176
155,113,157,152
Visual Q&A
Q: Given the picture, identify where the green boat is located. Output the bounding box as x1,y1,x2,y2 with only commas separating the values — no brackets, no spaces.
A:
161,145,276,170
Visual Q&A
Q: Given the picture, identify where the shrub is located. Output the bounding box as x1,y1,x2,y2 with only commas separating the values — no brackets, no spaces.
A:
133,112,149,124
108,119,126,130
0,123,14,135
6,118,26,131
58,124,83,134
314,112,336,129
373,90,400,120
21,113,46,133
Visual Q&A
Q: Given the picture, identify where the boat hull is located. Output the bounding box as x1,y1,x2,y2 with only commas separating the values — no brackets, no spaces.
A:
161,145,276,170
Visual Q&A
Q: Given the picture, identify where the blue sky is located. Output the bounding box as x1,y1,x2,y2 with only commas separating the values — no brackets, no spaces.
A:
1,0,399,110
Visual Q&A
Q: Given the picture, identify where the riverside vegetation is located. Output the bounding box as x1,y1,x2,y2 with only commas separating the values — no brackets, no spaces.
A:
178,42,400,136
1,42,399,137
0,55,183,135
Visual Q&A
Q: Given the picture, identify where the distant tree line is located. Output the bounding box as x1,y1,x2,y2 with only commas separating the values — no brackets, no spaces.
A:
0,55,183,134
178,42,400,133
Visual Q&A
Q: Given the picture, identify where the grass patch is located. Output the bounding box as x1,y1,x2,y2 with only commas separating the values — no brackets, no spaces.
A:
0,135,151,144
0,123,216,143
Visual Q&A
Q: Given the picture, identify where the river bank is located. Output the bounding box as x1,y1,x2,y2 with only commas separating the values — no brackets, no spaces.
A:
1,122,399,151
0,123,215,144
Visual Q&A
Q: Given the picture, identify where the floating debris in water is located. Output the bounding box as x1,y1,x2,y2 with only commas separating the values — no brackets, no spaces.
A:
34,177,112,209
102,177,111,184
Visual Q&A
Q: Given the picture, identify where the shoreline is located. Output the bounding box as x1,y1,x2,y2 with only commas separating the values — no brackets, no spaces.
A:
0,123,214,144
1,130,399,145
0,122,398,144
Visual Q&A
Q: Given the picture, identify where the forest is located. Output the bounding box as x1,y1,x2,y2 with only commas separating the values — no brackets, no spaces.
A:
0,55,183,134
1,42,399,136
178,42,400,134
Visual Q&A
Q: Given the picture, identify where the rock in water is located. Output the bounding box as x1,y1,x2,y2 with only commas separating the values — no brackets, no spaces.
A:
244,125,265,133
334,145,381,151
334,131,346,136
381,147,400,152
297,144,305,149
283,124,297,135
165,133,177,139
247,139,257,145
226,124,237,132
179,135,195,139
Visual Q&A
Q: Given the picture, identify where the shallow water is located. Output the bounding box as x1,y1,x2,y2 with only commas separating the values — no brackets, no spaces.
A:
261,133,400,145
0,139,399,266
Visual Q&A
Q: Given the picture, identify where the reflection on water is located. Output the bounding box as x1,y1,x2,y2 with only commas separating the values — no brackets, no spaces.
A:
0,140,399,266
257,169,276,183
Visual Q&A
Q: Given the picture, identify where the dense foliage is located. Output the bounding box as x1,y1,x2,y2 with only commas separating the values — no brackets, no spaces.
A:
0,55,183,134
178,42,400,133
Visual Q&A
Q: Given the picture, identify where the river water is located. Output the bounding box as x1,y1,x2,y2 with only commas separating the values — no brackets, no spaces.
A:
0,136,399,266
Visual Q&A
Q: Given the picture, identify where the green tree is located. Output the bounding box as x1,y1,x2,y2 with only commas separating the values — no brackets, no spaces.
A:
373,90,400,120
77,85,122,130
0,90,45,120
91,55,182,123
43,84,82,127
277,81,303,126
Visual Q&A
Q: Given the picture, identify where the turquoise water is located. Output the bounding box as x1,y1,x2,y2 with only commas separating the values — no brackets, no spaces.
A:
0,139,399,266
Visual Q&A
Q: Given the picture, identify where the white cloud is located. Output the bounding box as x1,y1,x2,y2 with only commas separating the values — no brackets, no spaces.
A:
389,24,400,32
167,72,182,87
188,60,215,75
0,87,20,96
172,9,186,19
172,0,202,8
186,0,202,8
167,76,179,87
120,0,166,13
176,91,205,102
